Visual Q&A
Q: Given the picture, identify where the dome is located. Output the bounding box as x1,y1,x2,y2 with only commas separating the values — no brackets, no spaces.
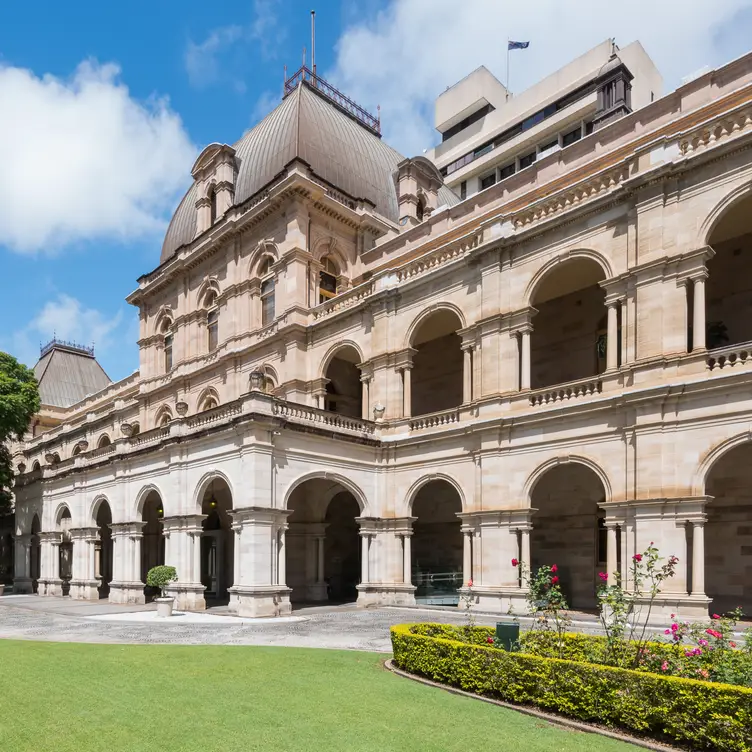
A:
160,82,459,263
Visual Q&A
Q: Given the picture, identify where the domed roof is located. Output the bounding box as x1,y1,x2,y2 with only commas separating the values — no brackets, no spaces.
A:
160,82,459,263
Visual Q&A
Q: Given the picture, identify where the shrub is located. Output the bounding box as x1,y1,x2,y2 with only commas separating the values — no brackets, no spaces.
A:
146,565,177,598
391,624,752,751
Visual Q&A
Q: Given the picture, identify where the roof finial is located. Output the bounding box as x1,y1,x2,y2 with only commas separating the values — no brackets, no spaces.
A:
311,10,316,79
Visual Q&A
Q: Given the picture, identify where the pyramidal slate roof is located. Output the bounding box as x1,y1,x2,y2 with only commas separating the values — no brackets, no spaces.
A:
33,342,111,408
161,81,460,262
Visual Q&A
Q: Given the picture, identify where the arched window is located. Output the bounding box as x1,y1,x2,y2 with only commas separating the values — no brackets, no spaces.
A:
97,434,111,449
209,185,217,225
157,410,172,428
72,445,81,456
201,396,218,411
31,460,41,471
259,258,275,326
160,316,173,374
416,194,426,222
205,291,219,352
131,422,140,437
319,257,338,304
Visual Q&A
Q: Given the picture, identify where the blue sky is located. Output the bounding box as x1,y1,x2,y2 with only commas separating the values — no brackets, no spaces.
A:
1,0,750,384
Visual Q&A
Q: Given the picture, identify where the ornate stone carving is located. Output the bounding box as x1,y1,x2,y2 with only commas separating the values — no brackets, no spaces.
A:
373,403,385,421
120,423,133,438
249,371,265,391
175,401,189,417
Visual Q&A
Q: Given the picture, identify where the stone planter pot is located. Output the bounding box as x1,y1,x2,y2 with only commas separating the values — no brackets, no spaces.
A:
155,596,175,618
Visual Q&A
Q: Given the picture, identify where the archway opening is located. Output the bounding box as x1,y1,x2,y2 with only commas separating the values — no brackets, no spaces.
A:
530,463,606,609
0,510,14,589
200,478,234,605
57,507,72,597
286,479,362,604
530,258,609,389
140,491,165,602
95,501,113,599
410,309,463,416
323,346,362,418
30,514,41,594
705,443,752,616
706,193,752,349
411,479,463,605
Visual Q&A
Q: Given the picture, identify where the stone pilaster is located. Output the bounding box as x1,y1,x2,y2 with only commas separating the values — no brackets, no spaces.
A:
162,515,206,611
37,531,63,596
108,521,147,605
228,507,292,617
68,527,100,600
12,533,33,594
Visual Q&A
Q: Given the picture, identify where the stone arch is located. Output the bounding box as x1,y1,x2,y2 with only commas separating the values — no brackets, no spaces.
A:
135,483,167,518
248,240,279,278
312,235,347,267
54,503,73,528
699,180,752,247
405,473,467,515
523,249,614,307
154,405,173,427
319,341,365,379
197,277,221,309
154,307,174,336
96,433,112,449
282,471,368,515
404,303,467,349
320,342,365,418
197,386,220,412
88,494,111,527
524,455,613,504
193,469,235,515
694,432,752,496
31,460,40,472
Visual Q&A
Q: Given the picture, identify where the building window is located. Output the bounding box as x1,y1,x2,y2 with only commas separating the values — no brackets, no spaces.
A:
540,138,558,152
585,120,594,136
259,259,275,326
319,257,338,304
163,334,173,373
519,152,537,170
562,126,582,147
460,181,467,200
209,186,217,225
499,163,515,180
207,309,219,352
480,173,496,190
416,194,425,222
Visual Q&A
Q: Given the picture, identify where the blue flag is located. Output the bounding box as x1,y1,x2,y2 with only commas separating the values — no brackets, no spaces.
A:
508,40,530,50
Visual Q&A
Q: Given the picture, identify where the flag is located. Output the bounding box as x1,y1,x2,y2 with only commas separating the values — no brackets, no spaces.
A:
508,40,530,50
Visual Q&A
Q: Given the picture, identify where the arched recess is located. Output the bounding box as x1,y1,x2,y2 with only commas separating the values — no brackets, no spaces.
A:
93,498,113,599
704,440,752,616
139,488,165,601
55,505,73,596
30,513,41,593
408,306,465,416
199,476,234,604
155,405,173,428
704,186,752,349
285,476,364,604
527,254,611,389
320,343,364,418
409,478,464,605
197,387,220,412
528,459,609,609
248,240,279,279
97,434,111,449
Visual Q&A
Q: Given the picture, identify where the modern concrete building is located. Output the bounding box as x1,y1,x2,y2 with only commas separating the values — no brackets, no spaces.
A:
7,41,752,620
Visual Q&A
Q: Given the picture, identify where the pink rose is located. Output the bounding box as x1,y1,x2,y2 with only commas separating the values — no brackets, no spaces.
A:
598,572,608,582
511,558,519,567
551,564,558,573
551,576,559,584
633,554,643,563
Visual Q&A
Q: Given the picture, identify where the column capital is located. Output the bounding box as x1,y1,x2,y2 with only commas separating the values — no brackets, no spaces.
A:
69,526,99,542
231,506,293,526
162,515,207,535
394,347,417,371
39,531,62,544
109,521,146,537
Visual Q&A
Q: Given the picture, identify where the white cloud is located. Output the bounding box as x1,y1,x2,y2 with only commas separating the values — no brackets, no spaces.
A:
328,0,752,156
0,60,196,254
10,294,125,369
186,0,286,89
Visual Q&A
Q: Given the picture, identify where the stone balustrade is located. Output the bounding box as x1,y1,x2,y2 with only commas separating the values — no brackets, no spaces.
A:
88,443,116,460
707,341,752,371
679,106,752,158
186,402,243,429
408,407,461,431
529,378,603,407
272,399,376,435
311,282,374,322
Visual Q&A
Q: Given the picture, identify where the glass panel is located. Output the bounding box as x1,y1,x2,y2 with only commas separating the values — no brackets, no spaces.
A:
319,271,337,303
262,293,275,326
164,335,173,372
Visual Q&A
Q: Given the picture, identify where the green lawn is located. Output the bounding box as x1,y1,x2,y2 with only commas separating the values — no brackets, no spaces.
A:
0,640,638,751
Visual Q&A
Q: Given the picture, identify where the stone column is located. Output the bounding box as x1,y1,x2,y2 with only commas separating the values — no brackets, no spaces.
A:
316,536,325,584
38,531,63,596
606,524,618,585
519,328,531,390
360,375,371,420
162,515,206,611
692,275,706,351
277,525,287,586
108,522,146,605
520,526,531,570
462,530,473,584
691,519,705,596
401,367,412,417
606,303,619,370
402,533,411,584
69,527,100,600
462,346,473,403
360,533,370,584
12,534,33,593
227,507,291,617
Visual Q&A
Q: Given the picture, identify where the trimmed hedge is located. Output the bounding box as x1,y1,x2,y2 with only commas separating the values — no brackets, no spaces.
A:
391,623,752,752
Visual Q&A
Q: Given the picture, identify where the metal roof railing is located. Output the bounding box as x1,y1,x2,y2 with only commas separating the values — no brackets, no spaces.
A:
40,338,95,358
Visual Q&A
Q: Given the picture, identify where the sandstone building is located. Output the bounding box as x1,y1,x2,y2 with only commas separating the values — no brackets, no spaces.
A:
7,40,752,619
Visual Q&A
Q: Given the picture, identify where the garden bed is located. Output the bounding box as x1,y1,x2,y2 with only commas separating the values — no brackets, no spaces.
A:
391,623,752,752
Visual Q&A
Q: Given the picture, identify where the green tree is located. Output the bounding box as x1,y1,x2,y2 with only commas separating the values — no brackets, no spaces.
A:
0,352,40,513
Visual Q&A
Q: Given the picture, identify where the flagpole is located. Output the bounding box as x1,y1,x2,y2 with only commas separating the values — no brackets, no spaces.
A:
506,38,510,101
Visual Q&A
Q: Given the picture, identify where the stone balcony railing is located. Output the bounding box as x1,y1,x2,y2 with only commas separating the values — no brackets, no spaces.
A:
408,406,462,431
528,377,603,407
706,341,752,371
272,399,376,436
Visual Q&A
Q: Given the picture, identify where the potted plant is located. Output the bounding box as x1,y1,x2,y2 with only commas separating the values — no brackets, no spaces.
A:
146,565,178,617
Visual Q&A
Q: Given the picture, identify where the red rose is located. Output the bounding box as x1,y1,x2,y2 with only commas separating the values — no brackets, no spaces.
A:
551,564,558,573
511,558,519,567
487,636,494,644
633,553,643,562
598,572,608,582
551,576,559,584
712,614,721,620
467,579,473,588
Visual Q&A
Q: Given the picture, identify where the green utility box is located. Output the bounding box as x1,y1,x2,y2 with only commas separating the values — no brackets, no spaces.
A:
495,621,520,651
